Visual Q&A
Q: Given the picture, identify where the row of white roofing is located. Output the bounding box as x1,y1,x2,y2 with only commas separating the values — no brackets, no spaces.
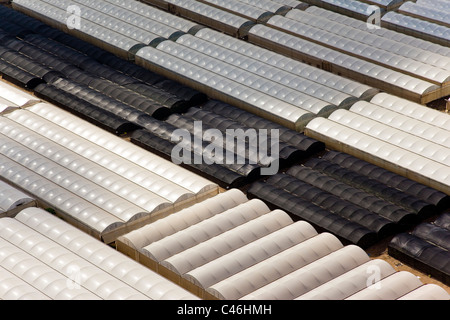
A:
305,92,450,195
117,188,450,300
10,0,376,131
0,207,198,300
0,80,219,243
11,0,449,131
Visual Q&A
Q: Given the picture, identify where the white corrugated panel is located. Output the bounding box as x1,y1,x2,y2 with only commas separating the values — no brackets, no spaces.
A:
46,0,167,43
295,259,396,300
3,110,193,205
12,0,141,54
350,101,450,148
104,0,198,32
237,0,289,13
184,221,318,289
0,81,38,108
0,180,34,213
0,116,176,216
72,0,181,39
0,153,123,236
382,12,450,43
399,1,450,28
328,109,450,166
0,135,151,221
166,0,251,30
370,93,450,131
199,0,270,21
248,24,439,98
176,33,356,110
240,245,370,300
118,189,247,250
267,14,450,86
22,103,218,197
141,199,270,262
304,117,450,194
284,9,450,72
136,45,315,131
156,39,336,116
0,217,150,299
345,271,423,300
0,266,51,300
416,0,450,12
398,284,450,300
15,207,200,299
0,236,101,300
207,232,344,300
160,210,293,275
195,28,378,100
305,6,450,56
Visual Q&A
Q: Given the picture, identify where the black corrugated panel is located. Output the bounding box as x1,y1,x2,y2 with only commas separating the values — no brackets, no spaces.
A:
323,151,450,210
130,129,247,189
132,115,262,180
48,77,171,121
435,213,450,230
412,223,450,252
201,99,325,156
34,83,140,135
181,107,306,167
304,157,436,219
388,233,450,285
287,165,418,227
247,180,378,248
166,112,289,170
123,83,190,113
0,58,44,89
266,173,397,239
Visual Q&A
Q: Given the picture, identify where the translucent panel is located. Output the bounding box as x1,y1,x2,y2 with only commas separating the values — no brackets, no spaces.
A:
296,259,396,300
141,199,270,262
184,221,318,289
350,101,450,148
195,28,377,100
398,284,450,300
0,237,101,300
0,153,122,235
118,189,247,250
370,93,450,131
157,39,335,116
0,266,51,300
136,46,315,131
305,6,450,57
4,109,195,204
176,33,355,110
382,12,450,45
248,24,439,98
0,180,34,213
267,14,450,85
0,134,150,221
207,232,343,300
345,271,423,300
0,81,38,107
240,245,370,300
328,109,450,166
15,207,200,300
160,210,293,275
284,9,450,72
399,1,450,28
